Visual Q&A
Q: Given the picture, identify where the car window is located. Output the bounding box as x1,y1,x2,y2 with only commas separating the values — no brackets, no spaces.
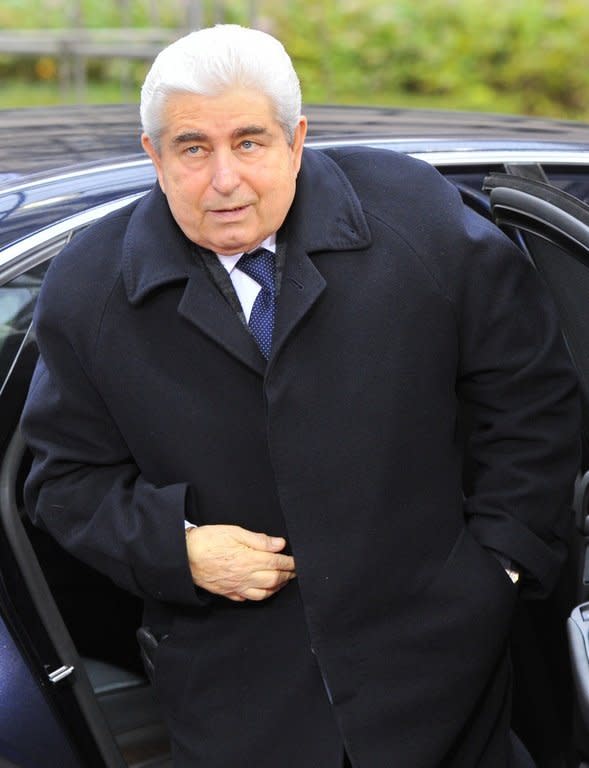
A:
0,192,144,391
544,170,589,205
0,260,48,388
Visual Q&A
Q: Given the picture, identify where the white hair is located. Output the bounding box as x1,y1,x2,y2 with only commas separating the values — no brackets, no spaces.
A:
140,24,302,149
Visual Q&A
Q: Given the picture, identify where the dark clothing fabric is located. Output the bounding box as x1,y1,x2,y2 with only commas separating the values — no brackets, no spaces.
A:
21,146,579,767
198,233,287,327
198,245,247,323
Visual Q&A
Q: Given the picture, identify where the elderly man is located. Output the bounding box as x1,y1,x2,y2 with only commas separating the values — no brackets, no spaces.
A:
22,24,579,768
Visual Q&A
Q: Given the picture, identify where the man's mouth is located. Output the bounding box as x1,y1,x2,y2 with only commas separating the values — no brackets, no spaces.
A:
209,204,251,219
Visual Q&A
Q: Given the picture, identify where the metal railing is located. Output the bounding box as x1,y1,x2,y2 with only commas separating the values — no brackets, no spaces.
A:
0,0,261,102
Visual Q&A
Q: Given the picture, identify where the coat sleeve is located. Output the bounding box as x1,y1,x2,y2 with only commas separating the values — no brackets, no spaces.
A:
326,147,581,598
21,279,205,609
450,203,581,597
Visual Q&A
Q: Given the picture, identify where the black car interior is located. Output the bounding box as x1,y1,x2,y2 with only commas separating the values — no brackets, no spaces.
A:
483,165,589,768
1,162,589,767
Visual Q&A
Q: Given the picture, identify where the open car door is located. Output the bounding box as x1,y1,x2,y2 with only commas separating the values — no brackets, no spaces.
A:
484,167,589,767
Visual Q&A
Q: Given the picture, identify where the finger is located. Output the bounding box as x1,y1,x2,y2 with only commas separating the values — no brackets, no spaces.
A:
240,552,295,573
242,587,279,602
235,528,287,552
247,569,296,590
219,549,295,573
264,553,296,572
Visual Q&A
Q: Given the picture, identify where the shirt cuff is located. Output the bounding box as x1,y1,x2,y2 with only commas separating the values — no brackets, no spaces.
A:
489,549,520,584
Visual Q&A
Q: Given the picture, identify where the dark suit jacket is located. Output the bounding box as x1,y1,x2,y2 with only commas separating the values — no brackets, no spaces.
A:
22,147,580,767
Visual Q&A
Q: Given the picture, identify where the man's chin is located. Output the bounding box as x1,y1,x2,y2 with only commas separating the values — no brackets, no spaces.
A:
207,233,268,257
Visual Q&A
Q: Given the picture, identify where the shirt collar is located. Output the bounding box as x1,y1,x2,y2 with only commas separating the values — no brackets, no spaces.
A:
215,233,277,275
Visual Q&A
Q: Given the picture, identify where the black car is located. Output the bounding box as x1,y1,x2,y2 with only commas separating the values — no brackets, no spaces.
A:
0,104,589,768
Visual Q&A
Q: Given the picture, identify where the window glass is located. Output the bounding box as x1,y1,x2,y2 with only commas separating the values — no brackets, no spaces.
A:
0,260,49,384
544,170,589,205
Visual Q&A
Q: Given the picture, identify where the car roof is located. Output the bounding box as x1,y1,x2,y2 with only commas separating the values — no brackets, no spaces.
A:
2,103,589,177
2,103,589,254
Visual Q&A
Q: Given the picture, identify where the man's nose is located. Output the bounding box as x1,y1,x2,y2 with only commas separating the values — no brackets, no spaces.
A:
211,153,240,195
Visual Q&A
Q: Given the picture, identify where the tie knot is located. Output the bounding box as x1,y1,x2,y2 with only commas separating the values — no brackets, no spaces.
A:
237,247,276,293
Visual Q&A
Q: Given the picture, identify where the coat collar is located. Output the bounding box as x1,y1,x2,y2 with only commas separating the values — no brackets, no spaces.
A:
122,147,371,305
284,146,371,253
122,184,196,305
121,148,371,374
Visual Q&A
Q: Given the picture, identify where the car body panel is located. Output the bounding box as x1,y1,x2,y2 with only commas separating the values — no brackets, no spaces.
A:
0,606,80,768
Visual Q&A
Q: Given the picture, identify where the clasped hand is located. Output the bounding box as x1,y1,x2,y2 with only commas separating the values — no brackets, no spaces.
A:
186,524,296,602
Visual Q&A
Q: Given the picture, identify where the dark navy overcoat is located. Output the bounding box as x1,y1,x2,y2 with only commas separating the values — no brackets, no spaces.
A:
22,147,580,767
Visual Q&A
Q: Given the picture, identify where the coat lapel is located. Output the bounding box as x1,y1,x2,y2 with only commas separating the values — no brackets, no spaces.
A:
178,274,266,375
271,237,326,361
270,148,372,361
123,184,265,375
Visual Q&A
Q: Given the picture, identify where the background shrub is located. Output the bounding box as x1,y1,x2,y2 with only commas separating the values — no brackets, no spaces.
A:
1,0,589,120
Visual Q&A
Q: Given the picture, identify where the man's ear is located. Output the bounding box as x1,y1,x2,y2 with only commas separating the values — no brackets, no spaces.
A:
291,116,308,175
141,133,166,193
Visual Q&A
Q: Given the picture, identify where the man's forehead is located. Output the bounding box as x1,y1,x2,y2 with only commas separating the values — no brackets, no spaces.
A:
163,88,275,123
158,91,283,145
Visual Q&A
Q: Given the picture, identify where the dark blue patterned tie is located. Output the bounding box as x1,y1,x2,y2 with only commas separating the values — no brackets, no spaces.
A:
237,247,276,359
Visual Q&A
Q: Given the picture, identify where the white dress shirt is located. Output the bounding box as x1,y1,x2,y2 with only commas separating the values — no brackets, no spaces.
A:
214,233,277,322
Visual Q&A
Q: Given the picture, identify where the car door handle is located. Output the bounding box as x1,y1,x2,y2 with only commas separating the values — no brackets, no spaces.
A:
47,664,75,684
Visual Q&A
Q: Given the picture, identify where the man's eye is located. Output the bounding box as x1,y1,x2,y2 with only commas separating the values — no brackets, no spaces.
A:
241,140,257,151
186,146,202,155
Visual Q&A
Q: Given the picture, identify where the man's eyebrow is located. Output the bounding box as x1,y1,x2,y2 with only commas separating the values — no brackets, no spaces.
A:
232,125,269,139
171,126,270,146
172,131,208,145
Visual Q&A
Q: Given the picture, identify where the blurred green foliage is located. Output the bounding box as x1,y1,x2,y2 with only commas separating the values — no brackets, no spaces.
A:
1,0,589,120
274,0,589,118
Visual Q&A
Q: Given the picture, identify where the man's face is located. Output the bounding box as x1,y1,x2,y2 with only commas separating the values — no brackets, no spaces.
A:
142,88,307,255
